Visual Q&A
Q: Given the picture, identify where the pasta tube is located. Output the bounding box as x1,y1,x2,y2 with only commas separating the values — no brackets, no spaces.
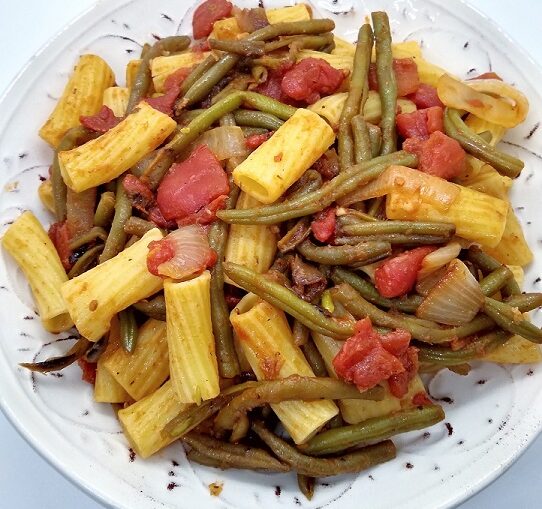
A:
125,59,141,90
39,54,115,147
102,86,130,117
151,52,211,93
483,335,542,364
233,108,335,204
38,180,55,214
61,228,164,341
103,318,169,401
165,271,220,404
231,294,338,444
2,211,72,333
297,50,355,72
118,381,191,458
464,115,507,146
224,191,278,286
58,102,176,192
454,155,512,201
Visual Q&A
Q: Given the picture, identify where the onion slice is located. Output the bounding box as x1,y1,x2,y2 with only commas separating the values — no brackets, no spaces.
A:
416,259,484,325
197,126,249,161
417,242,462,281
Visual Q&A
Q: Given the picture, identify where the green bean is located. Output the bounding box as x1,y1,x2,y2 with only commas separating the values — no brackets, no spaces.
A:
483,297,542,343
444,108,523,177
240,126,269,137
372,12,397,155
210,75,253,105
20,337,92,373
338,24,373,170
337,209,378,224
335,233,451,246
301,341,328,377
286,169,323,199
135,148,176,190
367,197,384,217
416,330,511,366
367,123,382,158
241,91,297,120
351,114,372,163
467,246,521,296
93,191,116,228
126,36,191,114
209,183,241,379
67,245,104,279
123,216,156,238
179,55,218,97
479,266,514,296
133,294,166,321
184,434,291,472
293,319,310,346
297,239,391,265
505,293,542,312
297,474,315,501
68,226,108,250
341,220,455,238
99,178,132,263
251,64,268,84
233,109,284,130
301,405,444,456
278,218,312,253
175,109,206,125
252,421,396,476
119,308,138,353
331,267,423,313
225,262,354,339
219,113,236,127
264,33,334,52
218,151,418,225
209,38,265,56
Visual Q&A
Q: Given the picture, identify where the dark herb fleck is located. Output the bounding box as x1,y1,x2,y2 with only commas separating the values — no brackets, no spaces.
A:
445,422,453,436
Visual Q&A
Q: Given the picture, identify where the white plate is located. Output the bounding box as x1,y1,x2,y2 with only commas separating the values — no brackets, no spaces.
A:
1,1,541,508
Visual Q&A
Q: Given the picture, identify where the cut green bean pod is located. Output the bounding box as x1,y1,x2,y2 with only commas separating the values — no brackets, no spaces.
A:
133,294,166,321
119,308,138,353
93,191,116,228
467,246,521,296
335,233,452,246
20,337,92,373
301,340,328,376
68,245,104,279
179,55,218,97
505,293,542,312
209,38,265,56
233,109,284,130
479,266,514,297
123,216,156,238
68,226,108,250
352,114,372,163
297,239,391,265
367,122,382,158
297,474,315,501
340,220,455,238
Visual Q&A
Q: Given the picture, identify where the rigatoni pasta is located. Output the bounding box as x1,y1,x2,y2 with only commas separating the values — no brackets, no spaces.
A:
102,87,130,117
151,52,212,93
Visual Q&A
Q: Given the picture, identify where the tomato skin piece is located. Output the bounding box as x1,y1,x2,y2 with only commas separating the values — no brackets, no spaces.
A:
80,105,121,133
145,67,191,116
412,391,433,406
156,144,229,222
403,130,466,180
311,207,336,243
281,58,346,104
192,0,233,39
369,58,420,97
48,221,72,271
147,238,175,276
245,131,274,150
396,106,443,140
375,246,435,298
388,346,419,398
77,358,97,385
407,83,444,109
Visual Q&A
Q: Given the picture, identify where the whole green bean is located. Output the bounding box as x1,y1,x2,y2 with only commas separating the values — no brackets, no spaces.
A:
184,434,290,473
416,330,511,366
179,55,218,97
297,239,391,265
123,216,156,237
67,245,104,279
218,151,418,225
68,226,108,250
301,405,444,456
297,474,315,501
505,293,542,312
252,421,396,477
335,233,451,246
351,114,372,163
483,297,542,343
133,294,166,321
241,91,297,120
331,267,423,313
93,191,116,228
338,24,373,170
119,308,138,353
135,148,176,190
225,262,355,339
99,178,132,263
372,12,397,155
209,38,265,56
367,123,382,158
233,109,284,130
444,108,523,177
264,33,334,52
126,36,191,114
341,220,456,238
479,266,514,296
467,246,521,296
300,342,328,377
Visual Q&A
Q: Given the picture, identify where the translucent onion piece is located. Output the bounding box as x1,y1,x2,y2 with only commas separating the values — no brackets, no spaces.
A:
417,242,462,281
437,74,528,128
340,165,461,211
198,126,249,161
416,259,484,325
415,266,448,297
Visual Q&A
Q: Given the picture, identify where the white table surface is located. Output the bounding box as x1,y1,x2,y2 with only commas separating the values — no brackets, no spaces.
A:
1,1,542,507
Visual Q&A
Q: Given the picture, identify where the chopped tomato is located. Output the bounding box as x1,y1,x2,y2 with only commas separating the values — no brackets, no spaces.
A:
396,106,443,139
256,65,294,104
123,174,155,213
281,58,346,104
77,358,97,385
388,346,419,398
375,246,435,298
146,238,175,275
407,83,444,109
369,58,420,97
157,144,229,222
403,131,466,180
333,318,411,392
192,0,232,39
379,329,412,357
80,105,121,133
311,207,336,243
176,194,228,226
245,131,274,150
148,206,176,229
145,67,191,116
48,221,72,271
412,391,433,406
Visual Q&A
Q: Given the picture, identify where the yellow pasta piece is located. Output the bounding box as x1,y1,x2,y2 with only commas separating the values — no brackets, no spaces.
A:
296,50,354,71
58,102,176,192
363,90,416,124
39,54,115,148
483,336,542,364
507,265,524,287
412,57,449,87
94,317,130,403
455,155,512,201
61,229,164,341
231,295,338,444
118,381,191,458
151,52,211,93
224,192,277,286
104,318,169,401
464,114,507,146
38,180,55,214
102,86,129,117
2,211,72,333
386,183,509,248
332,36,355,56
125,59,141,89
233,108,334,204
165,272,219,404
485,207,533,266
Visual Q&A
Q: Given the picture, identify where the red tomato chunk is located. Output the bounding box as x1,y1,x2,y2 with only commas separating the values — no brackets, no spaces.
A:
145,67,191,116
333,318,413,392
245,131,274,149
192,0,232,39
375,246,435,298
48,221,72,271
407,83,444,109
311,207,336,243
388,346,419,398
77,358,97,385
403,131,466,180
157,144,229,222
396,106,443,140
281,58,346,104
80,105,121,133
369,58,420,97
